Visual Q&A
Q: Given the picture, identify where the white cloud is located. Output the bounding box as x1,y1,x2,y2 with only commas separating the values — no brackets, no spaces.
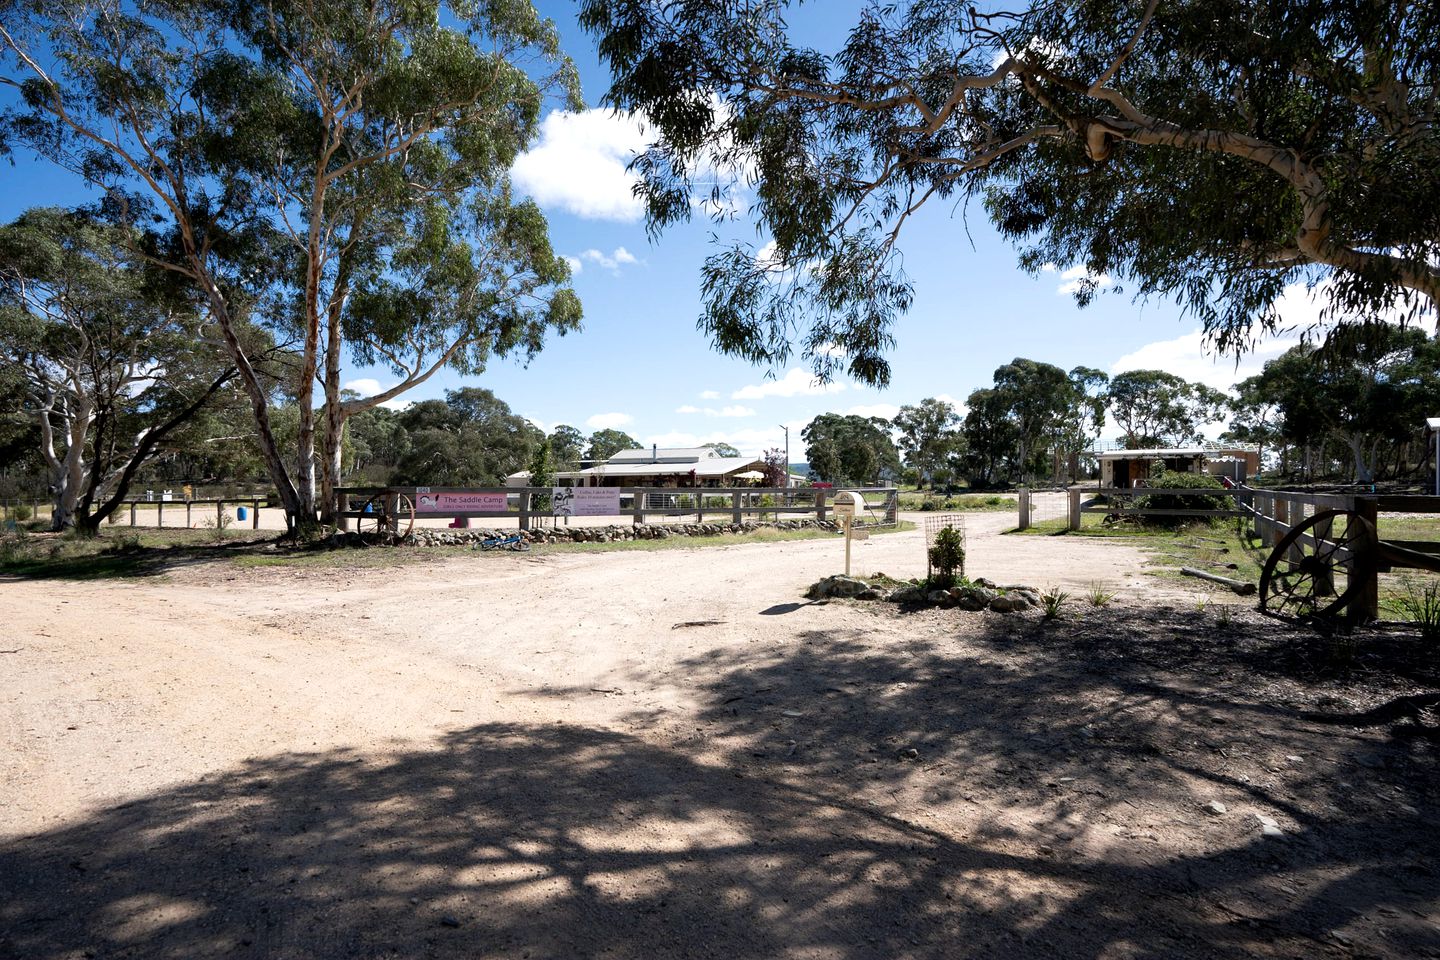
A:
575,246,644,275
675,403,758,418
586,412,634,430
511,109,648,221
341,377,410,410
343,378,383,396
524,414,551,433
732,368,848,400
643,422,805,456
1057,264,1113,297
1107,279,1416,395
562,255,583,274
699,390,721,400
847,403,901,420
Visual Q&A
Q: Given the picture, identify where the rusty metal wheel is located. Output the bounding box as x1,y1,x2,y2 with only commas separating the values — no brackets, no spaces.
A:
1259,509,1376,621
355,492,415,542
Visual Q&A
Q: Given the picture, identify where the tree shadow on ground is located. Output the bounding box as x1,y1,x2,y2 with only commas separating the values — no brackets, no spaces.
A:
2,609,1436,960
0,533,280,581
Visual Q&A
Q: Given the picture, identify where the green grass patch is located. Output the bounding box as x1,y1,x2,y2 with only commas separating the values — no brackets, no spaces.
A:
898,492,1017,512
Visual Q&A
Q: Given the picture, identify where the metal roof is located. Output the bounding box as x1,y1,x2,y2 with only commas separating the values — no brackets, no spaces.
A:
607,446,721,464
580,455,765,478
1097,447,1211,459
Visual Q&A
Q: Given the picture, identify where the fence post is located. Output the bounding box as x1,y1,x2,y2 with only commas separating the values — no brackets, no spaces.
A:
732,491,742,525
252,499,260,530
885,489,899,525
1068,487,1082,531
217,501,224,529
518,490,531,531
632,488,645,525
1018,488,1031,531
130,501,136,526
1352,497,1380,623
815,489,827,522
186,501,192,528
157,499,163,529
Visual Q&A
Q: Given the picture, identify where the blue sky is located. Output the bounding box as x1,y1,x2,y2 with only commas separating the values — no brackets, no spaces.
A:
0,1,1337,455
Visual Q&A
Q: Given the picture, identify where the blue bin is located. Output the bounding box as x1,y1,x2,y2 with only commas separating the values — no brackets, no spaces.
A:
236,506,248,521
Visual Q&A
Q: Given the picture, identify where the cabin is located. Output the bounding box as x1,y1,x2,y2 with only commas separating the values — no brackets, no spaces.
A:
508,446,774,488
1098,445,1260,488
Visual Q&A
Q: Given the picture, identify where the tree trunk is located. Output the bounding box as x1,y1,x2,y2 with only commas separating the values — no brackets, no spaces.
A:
200,283,305,532
48,398,93,532
1346,434,1374,484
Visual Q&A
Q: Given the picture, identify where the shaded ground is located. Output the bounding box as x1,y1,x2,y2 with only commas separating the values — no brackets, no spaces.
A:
2,523,1437,959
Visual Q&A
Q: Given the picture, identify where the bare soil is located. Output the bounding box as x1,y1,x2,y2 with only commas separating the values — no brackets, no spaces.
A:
2,512,1437,959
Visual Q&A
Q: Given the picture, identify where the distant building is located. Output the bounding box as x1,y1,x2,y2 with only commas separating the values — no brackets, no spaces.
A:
508,446,777,488
1097,444,1260,488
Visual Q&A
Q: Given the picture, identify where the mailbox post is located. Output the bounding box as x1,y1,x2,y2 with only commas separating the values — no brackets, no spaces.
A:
832,491,865,576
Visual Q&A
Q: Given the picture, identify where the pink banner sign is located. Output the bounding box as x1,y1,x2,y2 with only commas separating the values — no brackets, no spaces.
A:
414,491,509,513
552,487,621,516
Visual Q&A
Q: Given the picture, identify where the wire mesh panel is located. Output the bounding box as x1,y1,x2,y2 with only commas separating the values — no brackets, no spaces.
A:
923,514,966,579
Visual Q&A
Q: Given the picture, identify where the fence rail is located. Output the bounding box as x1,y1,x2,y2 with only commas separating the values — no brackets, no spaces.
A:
335,485,899,530
1056,486,1248,530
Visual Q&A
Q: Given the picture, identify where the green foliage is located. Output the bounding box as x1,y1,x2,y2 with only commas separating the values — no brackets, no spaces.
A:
802,413,899,485
962,360,1103,486
585,429,639,462
2,0,584,528
578,0,1440,379
1138,471,1227,527
890,398,963,489
11,503,33,522
927,525,966,588
1107,370,1228,448
392,387,540,486
1395,577,1440,642
1040,586,1070,620
1085,582,1117,608
548,425,586,468
529,441,554,513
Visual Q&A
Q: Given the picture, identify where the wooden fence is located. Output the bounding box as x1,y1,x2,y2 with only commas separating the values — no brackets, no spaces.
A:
336,485,899,530
1055,485,1249,531
1241,489,1440,620
111,497,265,530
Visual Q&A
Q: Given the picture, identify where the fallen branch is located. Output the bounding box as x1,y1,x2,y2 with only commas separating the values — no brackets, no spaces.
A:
1180,566,1256,595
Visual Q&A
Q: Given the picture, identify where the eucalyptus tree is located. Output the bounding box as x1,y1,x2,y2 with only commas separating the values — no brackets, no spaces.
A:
585,429,639,461
890,397,962,489
579,0,1439,377
1106,369,1229,448
802,413,900,486
2,0,582,531
0,208,245,531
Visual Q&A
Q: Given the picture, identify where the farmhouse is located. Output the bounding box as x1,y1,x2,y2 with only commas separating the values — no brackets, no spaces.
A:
509,446,774,488
1098,444,1261,488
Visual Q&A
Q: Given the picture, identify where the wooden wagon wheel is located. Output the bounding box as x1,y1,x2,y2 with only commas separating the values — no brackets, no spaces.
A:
355,492,416,542
1259,509,1376,620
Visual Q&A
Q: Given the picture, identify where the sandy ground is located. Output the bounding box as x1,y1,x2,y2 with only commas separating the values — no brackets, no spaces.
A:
2,511,1437,959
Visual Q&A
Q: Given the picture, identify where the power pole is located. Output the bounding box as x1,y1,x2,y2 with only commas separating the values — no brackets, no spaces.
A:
778,424,790,488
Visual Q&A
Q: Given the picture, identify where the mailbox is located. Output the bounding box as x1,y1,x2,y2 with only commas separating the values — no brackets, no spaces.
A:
832,491,864,518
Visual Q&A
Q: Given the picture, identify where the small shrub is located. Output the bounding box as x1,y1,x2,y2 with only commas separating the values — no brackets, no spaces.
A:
202,511,234,543
104,532,144,555
1137,471,1227,527
1395,577,1440,641
927,525,965,587
1085,582,1116,607
1040,585,1070,619
11,503,33,522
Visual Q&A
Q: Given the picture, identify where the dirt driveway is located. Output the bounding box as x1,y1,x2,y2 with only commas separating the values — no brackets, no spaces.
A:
2,517,1436,959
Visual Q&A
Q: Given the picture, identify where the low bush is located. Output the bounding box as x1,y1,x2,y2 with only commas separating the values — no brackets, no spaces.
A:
1137,471,1227,527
